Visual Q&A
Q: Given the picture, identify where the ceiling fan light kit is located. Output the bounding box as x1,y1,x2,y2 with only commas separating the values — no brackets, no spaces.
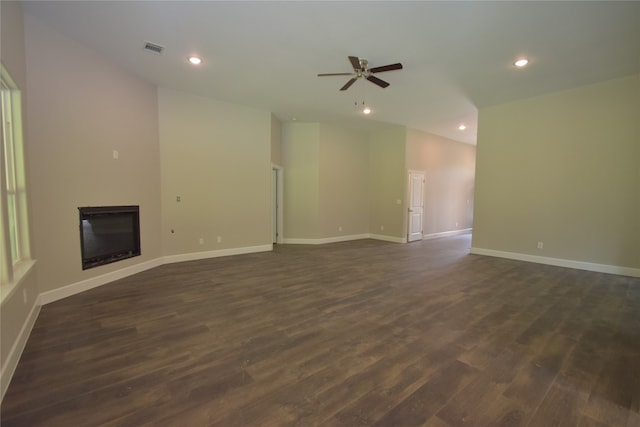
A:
355,101,372,115
318,55,403,91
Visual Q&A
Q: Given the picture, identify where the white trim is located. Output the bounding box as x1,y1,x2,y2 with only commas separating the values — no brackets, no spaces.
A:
470,247,640,278
38,258,163,305
1,299,40,401
368,234,406,244
40,245,273,305
283,234,370,245
0,259,36,304
271,164,284,245
162,244,273,264
424,228,472,240
283,233,405,244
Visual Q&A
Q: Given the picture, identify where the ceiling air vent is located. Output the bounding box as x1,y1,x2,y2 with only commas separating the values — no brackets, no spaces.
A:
143,41,164,54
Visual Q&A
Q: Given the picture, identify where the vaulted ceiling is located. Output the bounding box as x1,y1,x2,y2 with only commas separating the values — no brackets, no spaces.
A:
20,1,640,144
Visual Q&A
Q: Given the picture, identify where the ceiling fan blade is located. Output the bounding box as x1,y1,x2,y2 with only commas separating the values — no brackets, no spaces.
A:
340,78,358,91
348,56,362,70
317,73,354,77
369,63,403,73
366,75,390,88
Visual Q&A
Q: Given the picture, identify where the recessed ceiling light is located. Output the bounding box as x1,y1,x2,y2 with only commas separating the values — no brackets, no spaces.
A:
188,56,202,65
514,58,529,68
362,106,372,115
458,124,467,131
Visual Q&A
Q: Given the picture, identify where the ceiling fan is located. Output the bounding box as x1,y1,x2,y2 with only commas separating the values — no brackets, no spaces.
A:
318,56,403,91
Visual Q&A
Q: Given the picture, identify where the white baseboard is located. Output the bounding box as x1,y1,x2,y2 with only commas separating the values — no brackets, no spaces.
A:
283,234,370,245
283,233,406,245
38,258,164,305
162,244,272,264
1,300,40,401
368,234,406,243
39,245,274,305
424,228,472,240
470,247,640,278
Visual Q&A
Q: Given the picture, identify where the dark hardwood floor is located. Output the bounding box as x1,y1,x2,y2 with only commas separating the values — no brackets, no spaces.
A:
2,234,639,426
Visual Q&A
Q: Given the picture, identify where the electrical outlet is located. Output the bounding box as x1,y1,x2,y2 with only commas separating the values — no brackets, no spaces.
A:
176,196,181,202
217,236,222,243
338,226,343,232
112,150,119,159
199,238,204,245
380,225,385,231
537,241,544,249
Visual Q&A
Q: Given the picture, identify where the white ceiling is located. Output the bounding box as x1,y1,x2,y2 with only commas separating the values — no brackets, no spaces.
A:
20,1,640,145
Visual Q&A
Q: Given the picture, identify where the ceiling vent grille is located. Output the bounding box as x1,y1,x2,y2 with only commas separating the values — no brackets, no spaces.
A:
143,41,164,54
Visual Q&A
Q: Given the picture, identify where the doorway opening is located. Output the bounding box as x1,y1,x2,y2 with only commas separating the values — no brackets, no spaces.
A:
272,165,283,244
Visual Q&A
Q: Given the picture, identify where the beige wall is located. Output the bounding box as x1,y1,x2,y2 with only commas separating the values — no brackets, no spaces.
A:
158,88,272,254
406,129,476,236
369,126,407,239
318,124,370,238
282,123,320,239
283,123,407,242
293,125,474,242
473,74,640,269
0,0,40,398
23,13,162,293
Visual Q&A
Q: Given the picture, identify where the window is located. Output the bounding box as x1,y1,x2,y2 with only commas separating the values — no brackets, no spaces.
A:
1,64,32,293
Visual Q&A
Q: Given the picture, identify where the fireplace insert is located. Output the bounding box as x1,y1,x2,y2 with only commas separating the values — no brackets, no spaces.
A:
78,205,141,270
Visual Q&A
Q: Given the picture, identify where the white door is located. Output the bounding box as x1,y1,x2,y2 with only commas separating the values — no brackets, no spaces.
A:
408,171,425,242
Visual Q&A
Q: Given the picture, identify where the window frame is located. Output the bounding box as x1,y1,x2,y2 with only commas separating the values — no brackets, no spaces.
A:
1,64,33,299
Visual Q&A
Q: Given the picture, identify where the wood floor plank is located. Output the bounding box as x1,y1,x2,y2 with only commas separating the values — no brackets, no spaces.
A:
582,352,639,427
528,382,581,426
479,394,528,427
2,234,639,426
436,349,527,427
370,360,478,427
502,332,577,421
424,415,456,427
331,343,465,426
577,414,612,427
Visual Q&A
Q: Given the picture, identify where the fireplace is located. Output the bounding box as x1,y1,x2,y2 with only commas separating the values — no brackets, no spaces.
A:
78,205,141,270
